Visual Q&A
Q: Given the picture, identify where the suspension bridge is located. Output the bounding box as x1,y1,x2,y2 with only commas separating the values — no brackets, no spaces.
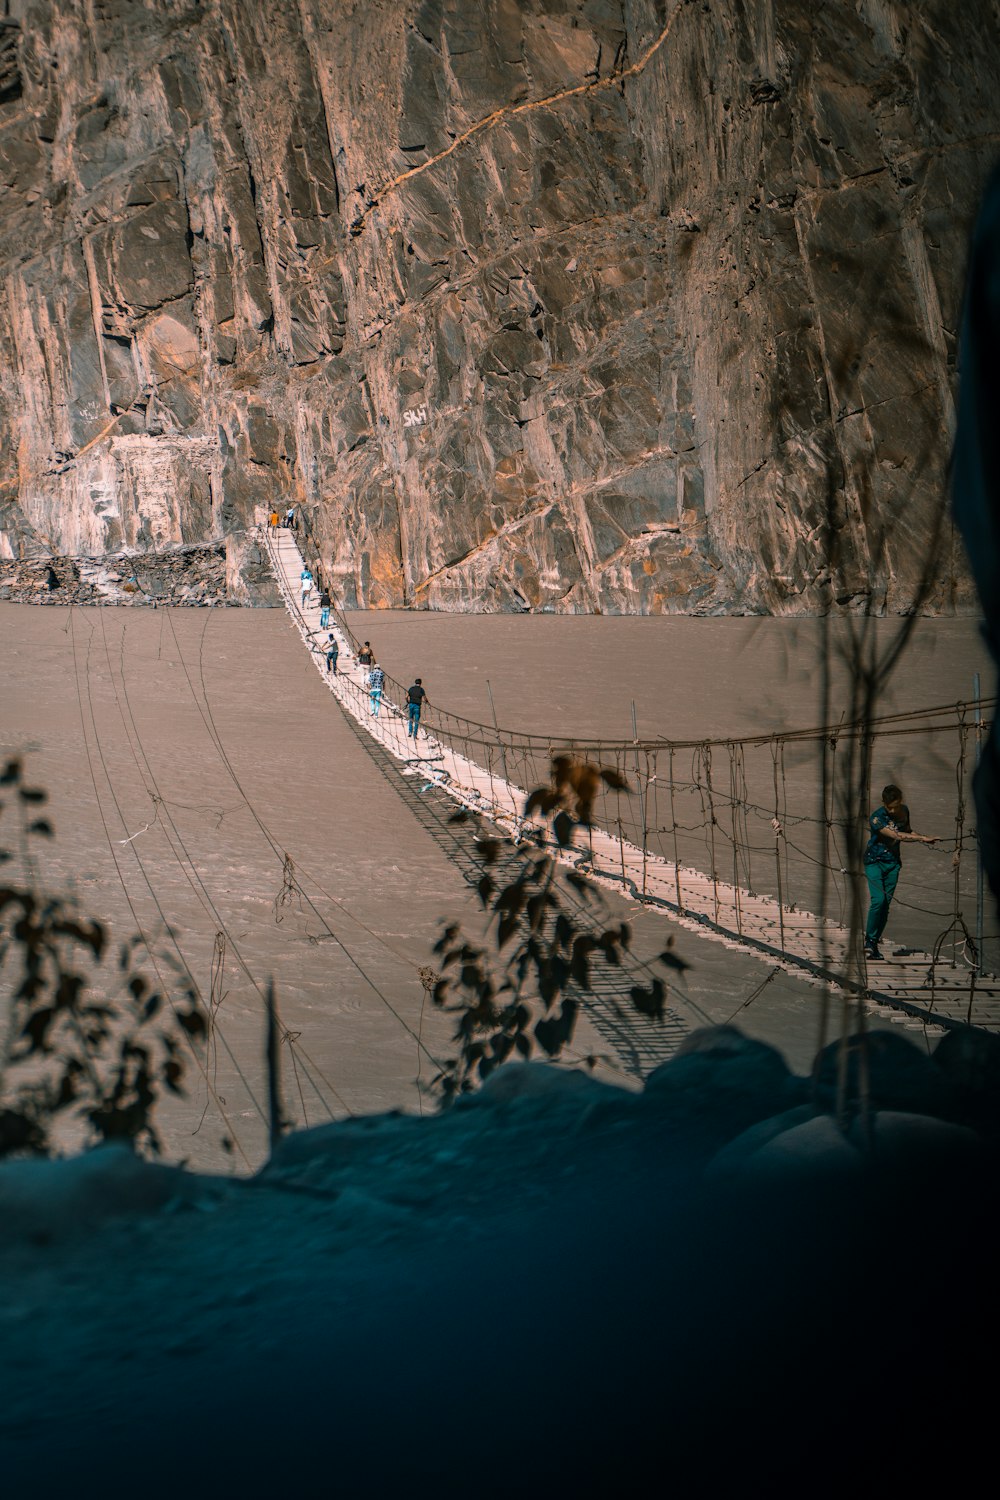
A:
262,526,1000,1047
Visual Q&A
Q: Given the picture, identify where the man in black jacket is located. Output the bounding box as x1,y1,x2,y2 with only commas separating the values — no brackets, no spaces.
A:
406,678,427,739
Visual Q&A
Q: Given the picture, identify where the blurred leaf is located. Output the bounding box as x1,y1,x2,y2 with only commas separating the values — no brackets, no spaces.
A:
497,913,519,948
432,924,459,955
495,882,526,915
0,1107,46,1157
658,943,690,972
22,1006,56,1052
524,789,559,818
534,999,578,1057
553,810,574,848
52,918,106,957
629,978,665,1019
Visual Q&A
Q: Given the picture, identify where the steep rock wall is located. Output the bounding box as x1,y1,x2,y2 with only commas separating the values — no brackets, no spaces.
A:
0,0,996,612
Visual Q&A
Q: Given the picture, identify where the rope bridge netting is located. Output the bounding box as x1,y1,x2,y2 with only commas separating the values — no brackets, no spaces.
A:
264,525,997,1026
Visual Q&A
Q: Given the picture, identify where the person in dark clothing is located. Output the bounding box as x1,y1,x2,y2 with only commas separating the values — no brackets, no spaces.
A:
325,634,339,674
406,678,427,739
358,641,374,668
319,587,331,629
863,784,937,960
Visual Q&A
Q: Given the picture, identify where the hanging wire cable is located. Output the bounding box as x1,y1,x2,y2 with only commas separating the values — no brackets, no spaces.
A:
99,611,347,1125
68,610,254,1167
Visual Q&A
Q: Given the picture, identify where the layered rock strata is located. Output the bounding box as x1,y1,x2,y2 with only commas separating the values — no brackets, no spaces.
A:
0,538,271,606
1,0,997,613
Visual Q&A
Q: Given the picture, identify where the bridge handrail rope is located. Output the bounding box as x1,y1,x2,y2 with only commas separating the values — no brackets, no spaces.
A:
278,519,990,855
263,524,998,1034
316,566,997,754
288,507,992,753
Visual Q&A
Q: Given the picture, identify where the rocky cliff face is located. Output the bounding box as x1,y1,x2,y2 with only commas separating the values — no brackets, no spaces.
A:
1,0,996,613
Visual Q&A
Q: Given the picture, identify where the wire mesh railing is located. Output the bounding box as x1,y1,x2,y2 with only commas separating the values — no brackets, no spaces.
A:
272,522,999,1023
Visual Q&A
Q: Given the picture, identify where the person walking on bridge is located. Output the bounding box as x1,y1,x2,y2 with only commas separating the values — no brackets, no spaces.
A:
863,783,937,961
325,633,339,675
406,678,427,740
319,586,331,629
358,641,373,669
368,661,385,718
299,566,314,608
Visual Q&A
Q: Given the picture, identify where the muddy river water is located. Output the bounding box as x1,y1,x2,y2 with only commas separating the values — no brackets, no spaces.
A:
1,603,994,1171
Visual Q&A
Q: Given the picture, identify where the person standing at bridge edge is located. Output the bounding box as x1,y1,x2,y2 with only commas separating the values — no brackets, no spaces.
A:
369,661,385,717
863,783,937,961
406,677,426,739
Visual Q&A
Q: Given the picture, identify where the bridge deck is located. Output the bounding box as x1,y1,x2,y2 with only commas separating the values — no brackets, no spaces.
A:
268,529,1000,1041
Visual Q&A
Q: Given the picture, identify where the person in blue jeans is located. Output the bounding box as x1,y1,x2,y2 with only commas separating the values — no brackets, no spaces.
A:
368,662,385,717
863,783,937,961
406,678,426,738
325,634,339,674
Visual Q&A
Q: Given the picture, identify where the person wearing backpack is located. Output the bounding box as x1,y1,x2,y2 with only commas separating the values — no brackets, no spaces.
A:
368,661,385,718
406,678,427,739
299,567,313,607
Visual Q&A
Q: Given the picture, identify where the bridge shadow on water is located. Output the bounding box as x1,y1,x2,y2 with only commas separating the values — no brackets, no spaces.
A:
334,693,691,1080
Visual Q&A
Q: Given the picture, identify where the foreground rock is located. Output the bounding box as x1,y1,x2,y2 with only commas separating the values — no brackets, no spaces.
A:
0,1025,996,1491
1,1,996,614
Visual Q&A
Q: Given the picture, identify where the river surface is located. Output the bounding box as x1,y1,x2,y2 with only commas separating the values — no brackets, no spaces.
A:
1,603,994,1170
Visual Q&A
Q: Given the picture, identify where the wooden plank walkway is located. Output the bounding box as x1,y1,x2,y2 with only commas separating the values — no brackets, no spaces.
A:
265,528,1000,1040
